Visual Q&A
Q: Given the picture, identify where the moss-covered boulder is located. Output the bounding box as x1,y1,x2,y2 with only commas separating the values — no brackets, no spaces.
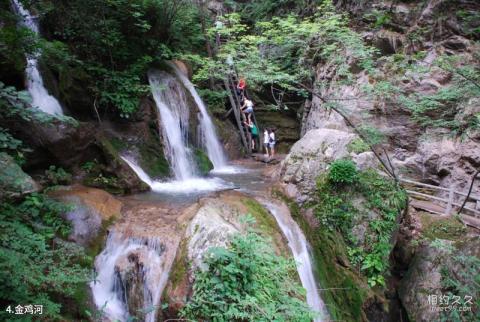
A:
193,148,213,176
276,165,407,321
162,192,290,318
0,152,38,200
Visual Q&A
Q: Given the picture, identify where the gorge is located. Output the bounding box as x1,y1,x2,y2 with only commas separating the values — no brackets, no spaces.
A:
0,1,479,322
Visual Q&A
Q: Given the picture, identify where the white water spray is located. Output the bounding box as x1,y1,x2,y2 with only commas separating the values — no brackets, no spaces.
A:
168,62,228,169
148,70,195,180
121,156,231,193
259,199,328,321
11,0,63,115
90,232,171,322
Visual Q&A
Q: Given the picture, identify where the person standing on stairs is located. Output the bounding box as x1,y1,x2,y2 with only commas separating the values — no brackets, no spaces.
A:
263,128,270,157
241,98,254,123
237,77,246,99
269,128,276,158
244,120,258,151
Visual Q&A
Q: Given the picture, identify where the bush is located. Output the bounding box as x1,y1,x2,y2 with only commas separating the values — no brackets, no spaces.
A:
0,194,89,320
181,228,315,321
328,159,358,185
347,138,370,154
45,165,72,185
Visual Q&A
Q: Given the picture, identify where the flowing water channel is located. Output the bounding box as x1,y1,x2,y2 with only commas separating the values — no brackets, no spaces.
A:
91,65,327,321
11,0,63,115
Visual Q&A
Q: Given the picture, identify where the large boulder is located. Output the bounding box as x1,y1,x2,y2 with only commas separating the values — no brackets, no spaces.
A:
0,152,38,200
281,128,356,200
0,116,98,170
50,185,121,246
399,237,480,322
163,192,289,317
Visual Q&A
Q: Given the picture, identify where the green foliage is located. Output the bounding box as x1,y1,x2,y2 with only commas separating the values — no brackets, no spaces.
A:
347,138,370,154
81,160,98,173
181,228,315,321
0,127,31,165
45,165,73,185
456,10,480,36
358,125,385,146
3,0,205,117
314,168,407,287
0,193,90,320
363,9,392,28
440,254,480,322
197,88,229,113
328,159,358,185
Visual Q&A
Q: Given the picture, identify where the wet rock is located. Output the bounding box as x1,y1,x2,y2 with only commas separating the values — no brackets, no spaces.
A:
0,152,38,200
164,192,289,316
50,185,121,246
185,199,241,272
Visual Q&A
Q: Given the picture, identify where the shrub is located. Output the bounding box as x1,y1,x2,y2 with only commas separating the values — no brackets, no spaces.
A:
347,138,370,154
0,194,89,320
45,165,72,185
181,228,315,321
328,159,358,185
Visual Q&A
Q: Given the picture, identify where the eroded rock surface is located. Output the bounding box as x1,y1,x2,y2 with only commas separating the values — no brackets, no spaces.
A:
0,152,38,200
51,185,121,245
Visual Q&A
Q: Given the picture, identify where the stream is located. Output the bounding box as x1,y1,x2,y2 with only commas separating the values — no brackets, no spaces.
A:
87,62,328,321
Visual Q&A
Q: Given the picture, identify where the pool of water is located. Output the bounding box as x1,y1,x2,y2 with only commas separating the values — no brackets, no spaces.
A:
128,162,272,204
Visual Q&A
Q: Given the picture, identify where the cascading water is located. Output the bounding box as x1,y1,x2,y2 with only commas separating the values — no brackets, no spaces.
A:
11,0,63,115
168,62,228,170
148,70,195,180
121,156,231,193
258,199,328,322
90,231,172,322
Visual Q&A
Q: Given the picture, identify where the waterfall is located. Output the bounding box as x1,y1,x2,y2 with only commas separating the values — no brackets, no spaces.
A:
148,70,197,180
168,62,228,169
259,199,328,321
11,0,63,115
121,156,231,193
90,231,173,322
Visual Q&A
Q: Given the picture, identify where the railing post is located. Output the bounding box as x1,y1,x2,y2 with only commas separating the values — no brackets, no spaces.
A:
445,186,455,215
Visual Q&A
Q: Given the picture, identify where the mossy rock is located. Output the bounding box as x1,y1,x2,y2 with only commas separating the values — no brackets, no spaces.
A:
0,152,38,200
138,144,170,179
278,193,372,321
194,148,213,176
419,212,467,241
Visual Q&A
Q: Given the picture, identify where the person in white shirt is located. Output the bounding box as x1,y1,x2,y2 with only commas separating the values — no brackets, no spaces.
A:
263,128,270,157
269,128,276,157
241,98,254,123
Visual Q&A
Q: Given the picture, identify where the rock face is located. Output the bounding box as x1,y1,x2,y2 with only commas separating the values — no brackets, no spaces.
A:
280,128,380,201
50,185,121,246
302,0,480,202
399,237,480,322
0,152,38,200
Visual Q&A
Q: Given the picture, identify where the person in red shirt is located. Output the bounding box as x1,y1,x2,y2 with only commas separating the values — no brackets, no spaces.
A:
236,77,246,99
